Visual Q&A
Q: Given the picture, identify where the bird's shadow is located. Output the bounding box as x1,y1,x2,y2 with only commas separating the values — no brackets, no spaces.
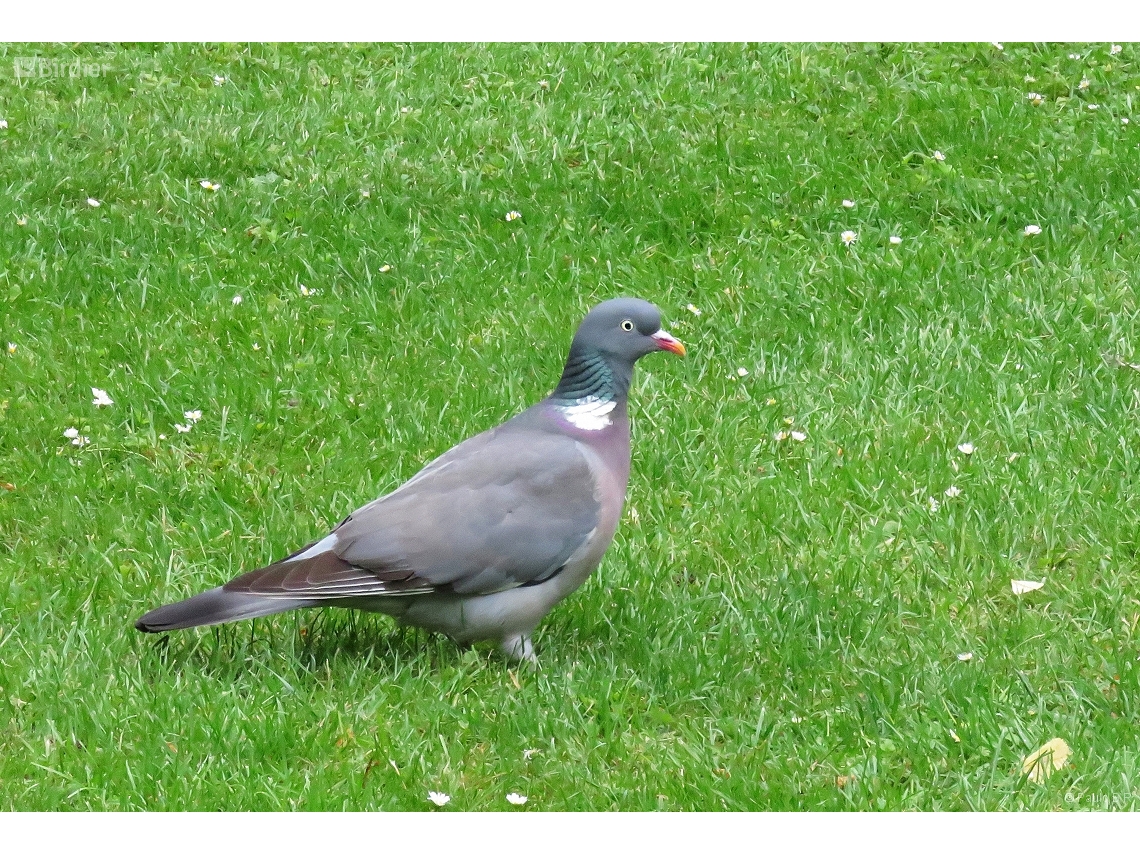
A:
136,609,492,683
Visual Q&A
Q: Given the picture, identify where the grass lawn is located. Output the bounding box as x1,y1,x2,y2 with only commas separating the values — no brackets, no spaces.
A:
2,42,1140,810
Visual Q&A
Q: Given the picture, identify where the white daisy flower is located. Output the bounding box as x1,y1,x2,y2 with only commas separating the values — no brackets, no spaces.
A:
505,210,522,222
736,366,749,377
687,303,702,316
87,197,101,208
232,294,243,305
944,485,961,498
932,150,946,162
991,42,1003,51
889,235,902,245
506,793,528,805
1123,117,1131,125
775,431,789,442
7,342,16,353
15,216,26,226
957,652,973,662
842,199,855,208
928,497,941,512
65,428,89,447
1023,224,1042,236
379,264,392,273
957,442,975,455
184,410,202,423
175,423,192,434
213,75,226,86
0,119,7,130
841,230,857,246
91,387,113,407
427,791,451,806
1079,78,1091,91
1027,92,1044,106
1088,104,1099,111
790,431,807,442
200,180,221,191
1111,44,1123,56
1069,53,1081,60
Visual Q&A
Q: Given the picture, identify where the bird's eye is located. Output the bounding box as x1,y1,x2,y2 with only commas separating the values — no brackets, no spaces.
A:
620,319,635,331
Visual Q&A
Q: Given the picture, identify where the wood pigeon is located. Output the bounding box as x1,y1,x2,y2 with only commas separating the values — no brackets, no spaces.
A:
135,298,685,662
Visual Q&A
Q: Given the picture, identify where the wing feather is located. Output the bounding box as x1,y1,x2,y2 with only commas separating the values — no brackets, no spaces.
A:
224,420,602,600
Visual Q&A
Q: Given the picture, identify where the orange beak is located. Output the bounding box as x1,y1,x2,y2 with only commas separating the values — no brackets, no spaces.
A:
651,329,686,357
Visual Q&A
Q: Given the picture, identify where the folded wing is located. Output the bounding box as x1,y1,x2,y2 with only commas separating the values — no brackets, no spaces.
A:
223,424,602,601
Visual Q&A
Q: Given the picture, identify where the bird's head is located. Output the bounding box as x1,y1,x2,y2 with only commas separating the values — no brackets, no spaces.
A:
571,297,686,364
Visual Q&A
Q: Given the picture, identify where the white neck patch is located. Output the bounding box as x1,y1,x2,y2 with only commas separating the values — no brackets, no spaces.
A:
557,395,616,431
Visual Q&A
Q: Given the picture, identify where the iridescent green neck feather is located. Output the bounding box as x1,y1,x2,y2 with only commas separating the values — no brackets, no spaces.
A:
552,348,626,404
550,345,633,431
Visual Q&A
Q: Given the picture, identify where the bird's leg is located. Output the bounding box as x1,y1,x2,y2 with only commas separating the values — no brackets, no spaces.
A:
500,634,538,665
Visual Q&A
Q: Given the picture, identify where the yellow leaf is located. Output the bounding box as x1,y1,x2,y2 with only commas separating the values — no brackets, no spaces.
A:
1022,737,1071,782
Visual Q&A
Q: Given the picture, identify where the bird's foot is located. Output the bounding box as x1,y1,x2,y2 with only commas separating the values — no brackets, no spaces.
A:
500,634,538,666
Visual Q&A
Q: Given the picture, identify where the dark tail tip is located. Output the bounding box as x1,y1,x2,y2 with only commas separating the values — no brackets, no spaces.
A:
135,585,315,633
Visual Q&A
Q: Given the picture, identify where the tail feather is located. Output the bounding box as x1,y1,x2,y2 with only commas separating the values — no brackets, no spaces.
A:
135,586,316,633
